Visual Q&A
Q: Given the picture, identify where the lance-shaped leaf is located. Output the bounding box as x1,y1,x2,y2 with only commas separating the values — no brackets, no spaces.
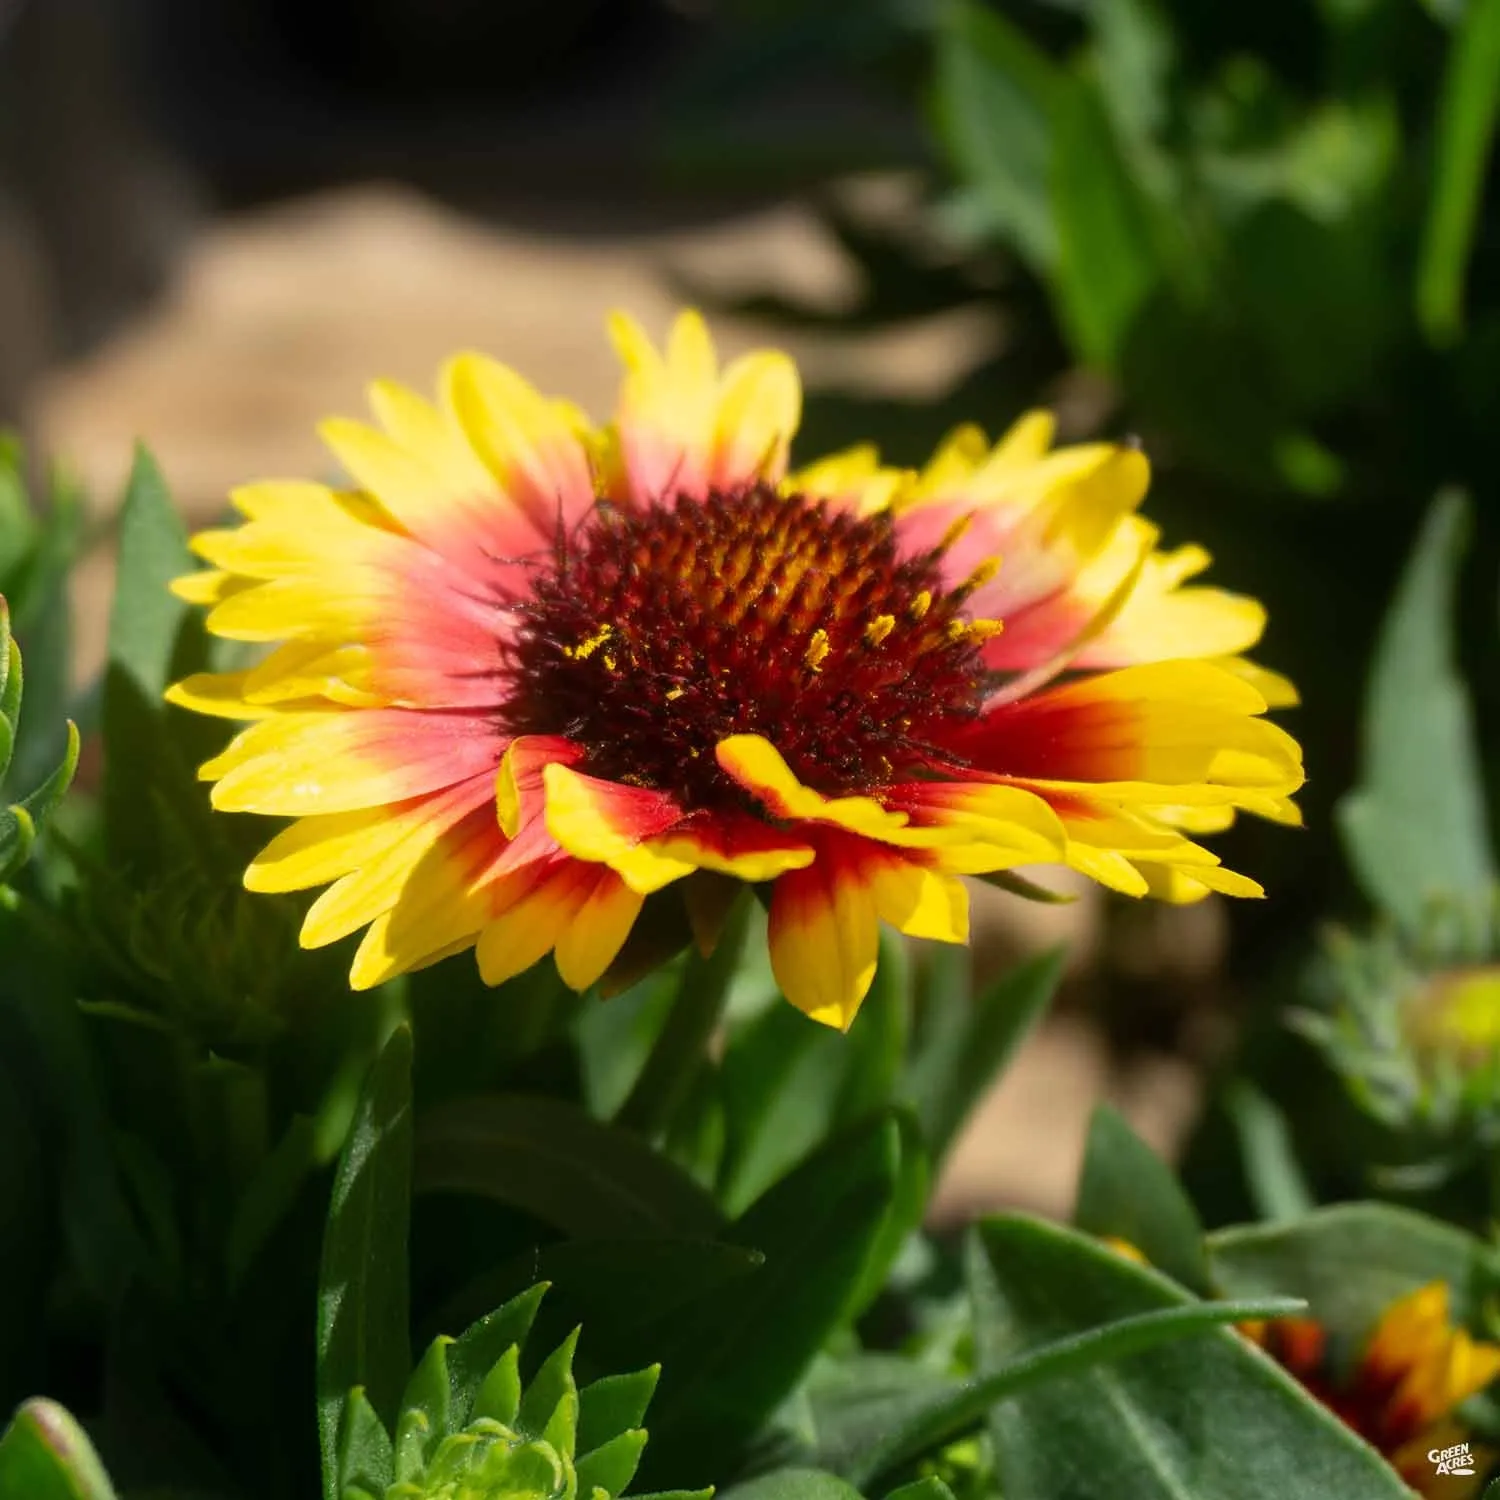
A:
1074,1105,1209,1294
1338,492,1494,934
969,1217,1413,1500
318,1026,414,1500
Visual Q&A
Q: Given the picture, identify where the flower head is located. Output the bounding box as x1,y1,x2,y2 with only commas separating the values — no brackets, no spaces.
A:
1246,1282,1500,1496
168,310,1302,1026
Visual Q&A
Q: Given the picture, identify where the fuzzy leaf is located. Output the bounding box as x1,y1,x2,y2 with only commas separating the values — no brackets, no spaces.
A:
471,1345,523,1430
101,447,204,869
448,1283,549,1428
1337,492,1494,932
1208,1201,1500,1336
882,1481,956,1500
317,1027,414,1500
396,1336,453,1476
337,1388,395,1499
1074,1105,1209,1293
0,1399,120,1500
821,1289,1302,1486
517,1329,580,1448
967,1217,1412,1500
392,1408,431,1486
578,1366,660,1455
574,1428,648,1497
721,1471,865,1500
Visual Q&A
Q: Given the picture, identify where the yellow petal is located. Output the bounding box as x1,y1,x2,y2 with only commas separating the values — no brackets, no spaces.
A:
542,762,695,895
166,673,284,720
553,872,644,990
768,858,880,1030
709,350,801,485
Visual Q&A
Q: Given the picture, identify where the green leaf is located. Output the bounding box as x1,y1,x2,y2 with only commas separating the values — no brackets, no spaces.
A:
0,805,35,883
930,0,1059,266
1222,1083,1315,1224
426,1239,761,1395
848,1110,929,1317
824,1290,1308,1487
395,1336,452,1478
447,1282,548,1428
337,1389,395,1499
1074,1105,1209,1293
960,1217,1412,1500
472,1345,523,1429
415,1093,724,1238
517,1329,579,1447
1418,0,1500,341
646,1114,903,1479
835,931,909,1126
1208,1201,1500,1337
716,991,849,1216
578,1366,660,1455
720,1470,864,1500
904,946,1065,1167
1049,74,1162,367
0,606,19,735
1090,0,1175,151
575,1428,648,1497
105,446,193,697
721,1470,866,1500
616,890,753,1136
225,1115,319,1288
0,1399,119,1500
100,445,221,876
882,1480,956,1500
317,1027,414,1500
1337,492,1494,931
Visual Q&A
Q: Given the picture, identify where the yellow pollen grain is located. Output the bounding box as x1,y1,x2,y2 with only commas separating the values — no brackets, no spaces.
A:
804,628,832,673
864,614,896,648
602,653,618,671
566,624,614,661
909,591,932,621
665,687,685,702
966,618,1005,643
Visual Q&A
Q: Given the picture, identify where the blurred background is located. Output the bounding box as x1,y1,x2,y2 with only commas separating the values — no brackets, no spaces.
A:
3,0,1496,1220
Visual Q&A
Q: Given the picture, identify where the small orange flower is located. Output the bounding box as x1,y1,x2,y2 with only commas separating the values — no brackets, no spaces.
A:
1249,1282,1500,1496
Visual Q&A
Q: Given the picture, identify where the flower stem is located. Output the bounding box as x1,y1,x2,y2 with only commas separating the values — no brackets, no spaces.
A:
615,889,754,1138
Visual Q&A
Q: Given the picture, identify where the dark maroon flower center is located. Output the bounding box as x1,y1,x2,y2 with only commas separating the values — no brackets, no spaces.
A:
501,484,992,811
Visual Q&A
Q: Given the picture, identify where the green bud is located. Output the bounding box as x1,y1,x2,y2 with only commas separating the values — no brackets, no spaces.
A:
340,1285,708,1500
